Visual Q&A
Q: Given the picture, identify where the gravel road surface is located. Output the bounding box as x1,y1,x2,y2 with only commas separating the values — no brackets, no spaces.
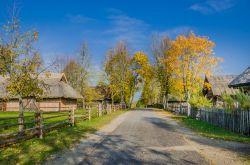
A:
45,110,209,165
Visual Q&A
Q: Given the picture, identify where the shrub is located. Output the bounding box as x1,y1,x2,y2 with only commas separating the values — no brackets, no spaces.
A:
221,93,235,111
189,93,212,109
235,91,250,110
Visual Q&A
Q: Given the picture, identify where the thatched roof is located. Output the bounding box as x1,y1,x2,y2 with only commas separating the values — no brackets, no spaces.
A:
91,85,111,101
229,67,250,87
0,72,83,99
205,75,238,96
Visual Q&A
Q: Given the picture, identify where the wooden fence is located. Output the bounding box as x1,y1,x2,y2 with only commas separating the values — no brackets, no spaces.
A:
0,103,123,147
190,108,250,136
168,102,189,115
151,102,250,136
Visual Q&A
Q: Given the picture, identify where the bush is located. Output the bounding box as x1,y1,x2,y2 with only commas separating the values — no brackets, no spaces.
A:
136,99,145,108
221,93,236,111
189,93,212,109
235,91,250,109
222,91,250,110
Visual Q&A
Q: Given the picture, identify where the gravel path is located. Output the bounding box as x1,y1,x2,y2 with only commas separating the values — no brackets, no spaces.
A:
44,110,250,165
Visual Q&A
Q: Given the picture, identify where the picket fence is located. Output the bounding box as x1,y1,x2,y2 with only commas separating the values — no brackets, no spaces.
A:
190,108,250,136
167,102,250,136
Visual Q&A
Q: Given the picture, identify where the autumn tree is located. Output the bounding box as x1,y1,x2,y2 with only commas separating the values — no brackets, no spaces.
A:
169,32,221,101
63,59,83,90
128,61,141,108
152,35,178,109
0,10,44,131
132,52,154,106
63,42,90,103
77,42,90,95
104,41,133,106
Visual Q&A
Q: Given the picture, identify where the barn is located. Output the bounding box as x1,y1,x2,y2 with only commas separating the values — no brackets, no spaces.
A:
0,73,83,111
203,75,239,105
229,66,250,95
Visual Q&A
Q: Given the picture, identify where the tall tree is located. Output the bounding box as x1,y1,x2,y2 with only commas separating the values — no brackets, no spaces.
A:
169,32,221,101
63,59,83,90
104,41,132,106
63,42,90,99
152,35,177,109
132,52,154,106
0,8,44,131
78,42,90,95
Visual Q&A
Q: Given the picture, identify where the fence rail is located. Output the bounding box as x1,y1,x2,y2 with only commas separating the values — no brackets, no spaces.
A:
166,102,250,136
190,108,250,136
168,102,189,116
0,103,123,147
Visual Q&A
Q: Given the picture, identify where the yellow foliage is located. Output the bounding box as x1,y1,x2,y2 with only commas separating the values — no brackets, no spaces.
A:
168,32,222,99
133,52,153,80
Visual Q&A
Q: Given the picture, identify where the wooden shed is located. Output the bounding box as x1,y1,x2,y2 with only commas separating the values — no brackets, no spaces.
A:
0,73,83,111
203,75,238,105
229,66,250,95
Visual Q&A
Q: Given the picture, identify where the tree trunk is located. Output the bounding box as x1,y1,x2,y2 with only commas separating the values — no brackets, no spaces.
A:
186,91,191,102
163,91,169,110
163,95,166,110
165,93,169,110
121,90,125,104
129,91,135,108
18,96,25,134
111,94,114,108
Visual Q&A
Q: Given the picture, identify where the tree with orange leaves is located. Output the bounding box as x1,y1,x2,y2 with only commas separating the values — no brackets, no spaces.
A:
132,51,155,106
169,32,222,101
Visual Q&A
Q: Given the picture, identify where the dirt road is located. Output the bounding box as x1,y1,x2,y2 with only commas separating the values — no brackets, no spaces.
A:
45,110,250,165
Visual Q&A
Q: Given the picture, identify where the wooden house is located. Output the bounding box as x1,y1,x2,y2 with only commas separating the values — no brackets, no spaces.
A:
229,67,250,95
0,73,83,111
92,85,111,103
203,75,238,105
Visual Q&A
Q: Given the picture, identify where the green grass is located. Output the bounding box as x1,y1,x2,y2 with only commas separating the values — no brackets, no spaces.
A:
0,110,126,165
0,111,70,134
0,109,102,134
172,115,250,143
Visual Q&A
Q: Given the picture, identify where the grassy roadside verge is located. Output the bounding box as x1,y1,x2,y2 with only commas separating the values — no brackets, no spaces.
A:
172,114,250,163
0,110,126,165
157,110,250,143
170,113,250,144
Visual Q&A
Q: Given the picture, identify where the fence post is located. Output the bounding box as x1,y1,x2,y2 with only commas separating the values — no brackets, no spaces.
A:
88,105,91,120
98,103,102,117
101,104,103,116
107,104,111,114
18,107,25,135
187,102,191,117
35,111,43,139
107,104,109,114
69,107,75,126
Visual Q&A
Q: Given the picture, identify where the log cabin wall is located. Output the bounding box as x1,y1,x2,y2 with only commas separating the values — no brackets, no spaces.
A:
1,98,78,112
39,98,61,111
60,98,77,111
5,100,19,111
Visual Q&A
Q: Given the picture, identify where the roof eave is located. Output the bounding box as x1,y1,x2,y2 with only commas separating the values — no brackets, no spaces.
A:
229,82,250,88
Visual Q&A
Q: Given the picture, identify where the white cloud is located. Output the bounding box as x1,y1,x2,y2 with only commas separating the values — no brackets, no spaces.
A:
103,14,150,50
66,14,96,24
158,26,193,38
190,0,235,14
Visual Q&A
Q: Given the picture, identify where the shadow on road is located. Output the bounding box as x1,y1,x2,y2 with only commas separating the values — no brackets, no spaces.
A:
77,133,200,165
143,117,174,130
188,135,250,157
147,112,250,159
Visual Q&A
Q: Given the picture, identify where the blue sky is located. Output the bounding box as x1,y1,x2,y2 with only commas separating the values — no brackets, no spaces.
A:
0,0,250,77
